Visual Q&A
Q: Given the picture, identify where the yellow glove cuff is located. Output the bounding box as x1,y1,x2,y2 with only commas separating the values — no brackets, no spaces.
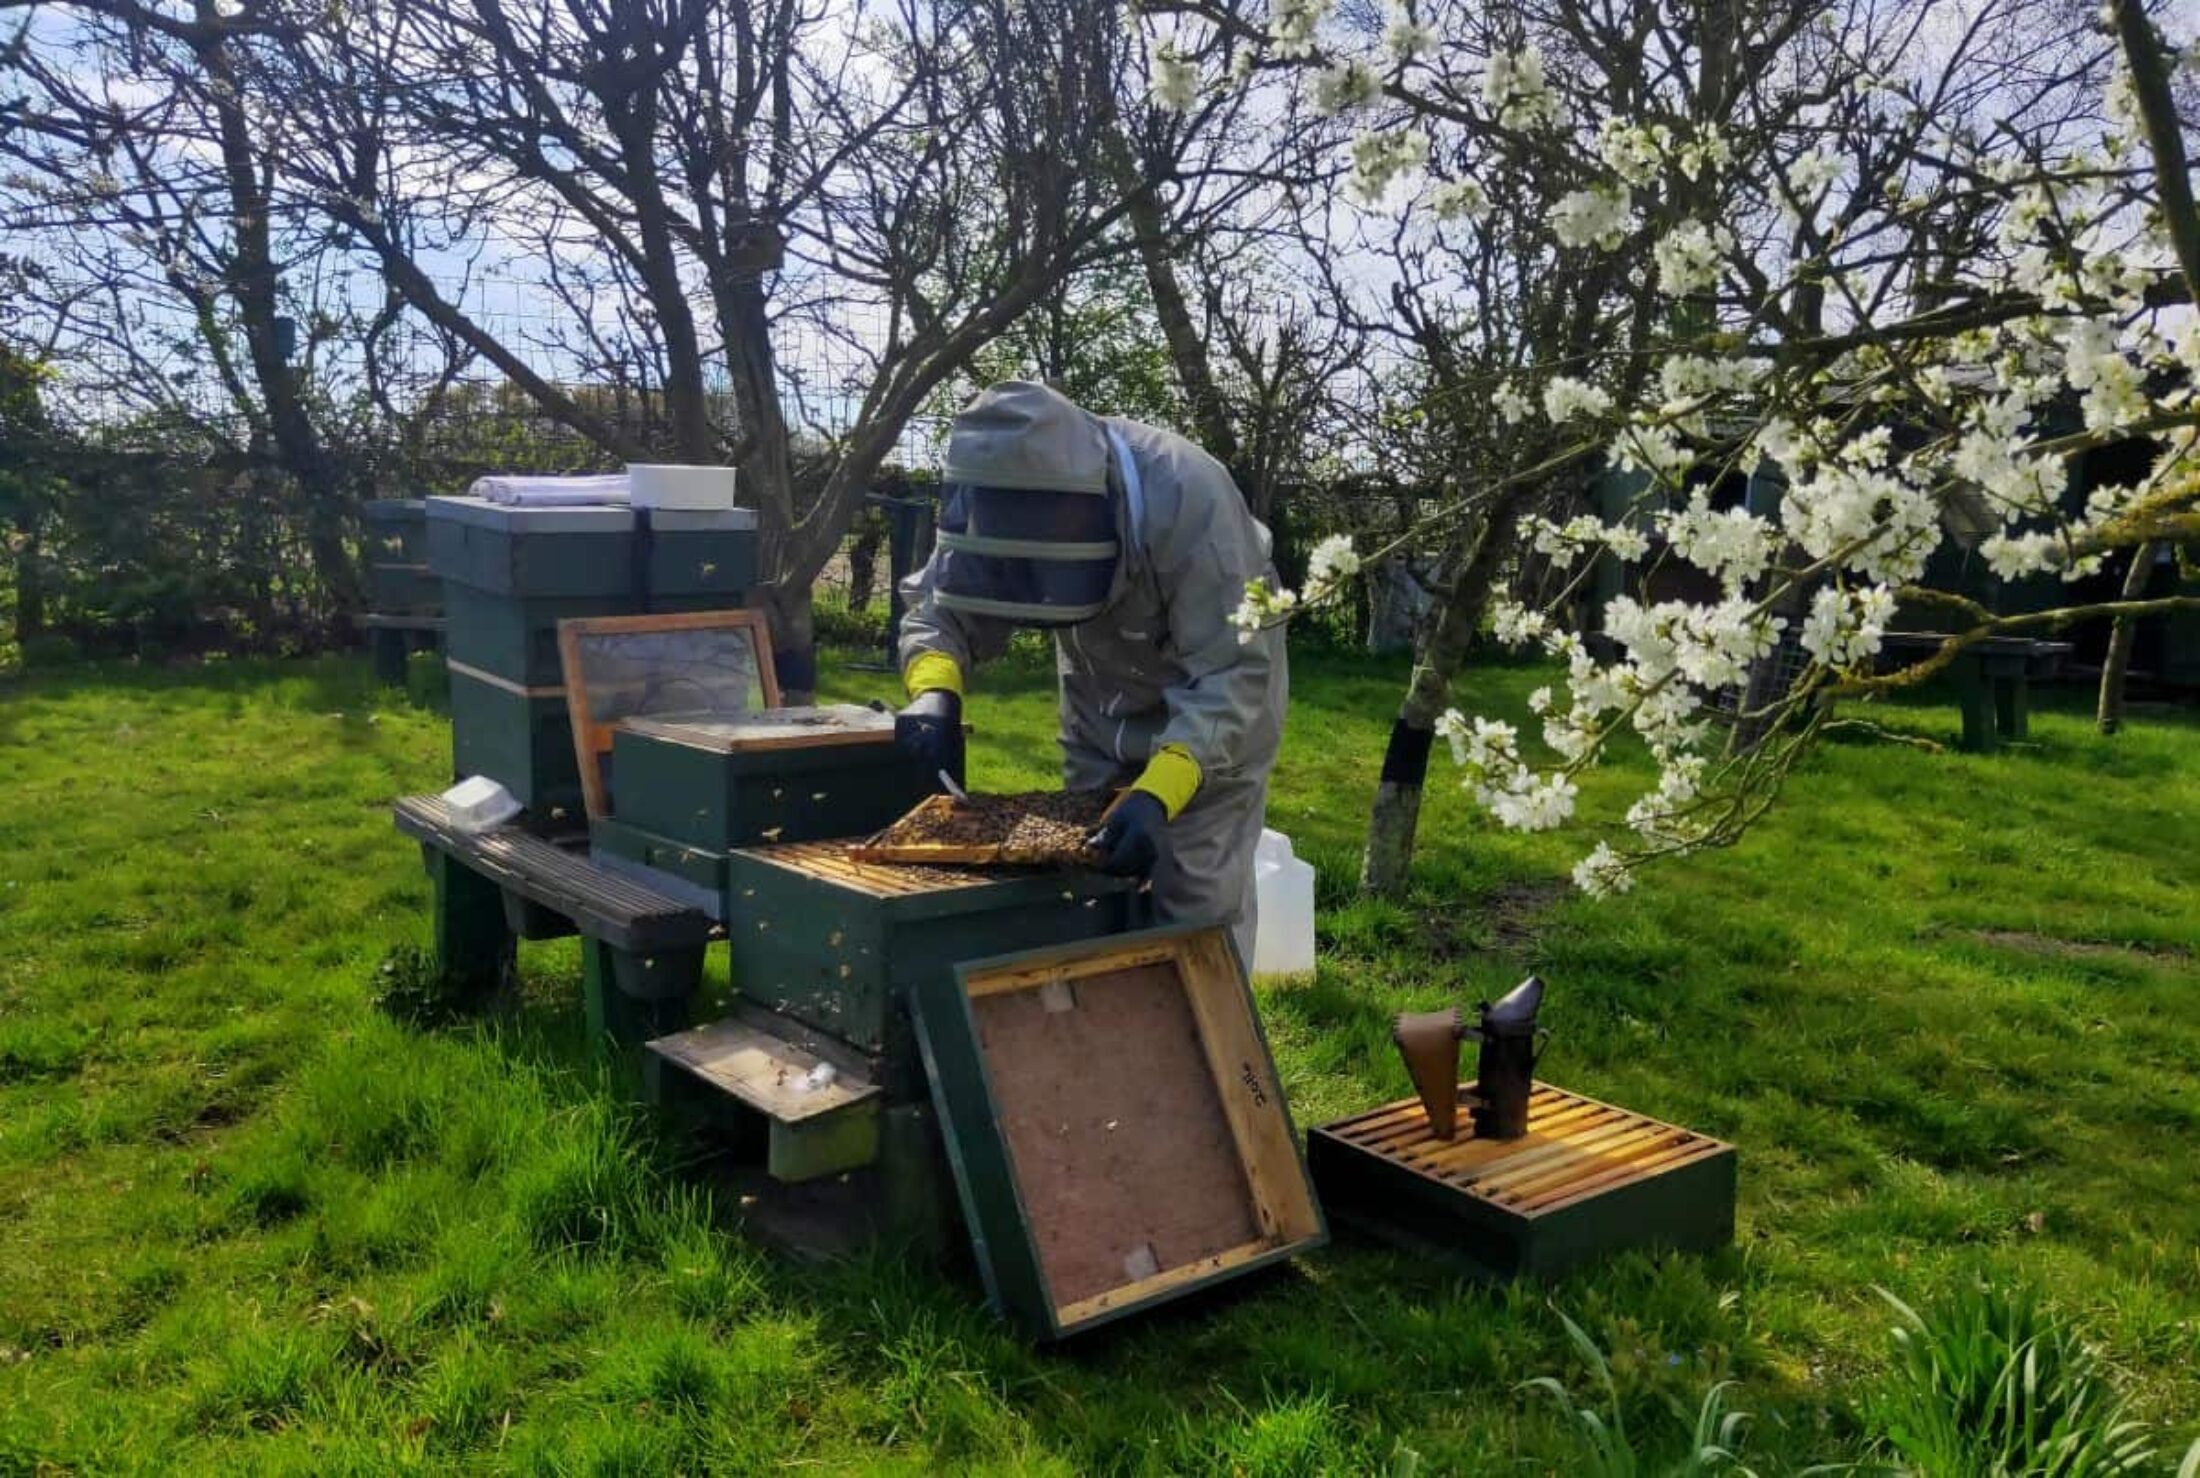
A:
902,651,965,699
1131,744,1203,821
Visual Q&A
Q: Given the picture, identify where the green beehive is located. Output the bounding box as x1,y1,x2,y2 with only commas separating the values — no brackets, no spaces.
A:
427,496,759,820
589,816,734,916
444,583,735,687
370,561,443,614
721,840,1142,1092
448,670,585,825
362,498,430,564
608,710,932,853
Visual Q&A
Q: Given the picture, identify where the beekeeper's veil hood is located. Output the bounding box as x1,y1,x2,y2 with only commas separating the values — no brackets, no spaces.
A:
931,380,1118,627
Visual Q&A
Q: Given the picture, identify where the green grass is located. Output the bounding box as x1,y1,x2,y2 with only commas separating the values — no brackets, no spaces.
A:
1,645,2195,1472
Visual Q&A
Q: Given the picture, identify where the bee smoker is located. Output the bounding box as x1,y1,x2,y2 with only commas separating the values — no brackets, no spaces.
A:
1392,976,1549,1141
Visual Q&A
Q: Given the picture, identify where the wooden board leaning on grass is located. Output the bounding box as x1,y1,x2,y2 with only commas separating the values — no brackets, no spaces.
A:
848,789,1124,867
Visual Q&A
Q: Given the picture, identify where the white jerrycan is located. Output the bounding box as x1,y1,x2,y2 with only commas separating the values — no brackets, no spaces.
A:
1251,828,1318,976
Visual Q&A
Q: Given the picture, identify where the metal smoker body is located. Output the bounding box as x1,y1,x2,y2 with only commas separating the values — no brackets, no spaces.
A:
1391,976,1548,1141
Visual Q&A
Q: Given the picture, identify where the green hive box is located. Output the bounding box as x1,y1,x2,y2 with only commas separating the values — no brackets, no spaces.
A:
428,498,758,600
589,817,733,919
370,561,442,614
362,498,429,564
427,496,758,821
721,840,1143,1091
448,668,586,826
609,717,932,852
444,583,734,687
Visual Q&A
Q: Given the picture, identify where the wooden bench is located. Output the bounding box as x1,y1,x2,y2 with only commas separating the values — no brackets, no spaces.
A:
362,612,446,686
1879,632,2071,752
394,794,717,1047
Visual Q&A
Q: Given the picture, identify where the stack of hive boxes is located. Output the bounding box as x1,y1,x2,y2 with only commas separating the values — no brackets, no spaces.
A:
426,496,758,826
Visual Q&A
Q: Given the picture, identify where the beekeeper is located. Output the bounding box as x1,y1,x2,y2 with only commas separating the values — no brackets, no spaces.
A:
895,380,1287,965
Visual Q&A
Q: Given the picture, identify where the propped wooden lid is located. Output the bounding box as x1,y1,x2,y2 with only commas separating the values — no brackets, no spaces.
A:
911,922,1326,1339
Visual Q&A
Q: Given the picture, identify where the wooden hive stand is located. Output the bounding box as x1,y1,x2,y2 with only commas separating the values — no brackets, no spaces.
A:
394,794,718,1049
1307,1084,1734,1278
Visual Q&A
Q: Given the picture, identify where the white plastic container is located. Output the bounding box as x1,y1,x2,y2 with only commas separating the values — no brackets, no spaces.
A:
626,463,738,511
442,775,522,834
1251,828,1317,976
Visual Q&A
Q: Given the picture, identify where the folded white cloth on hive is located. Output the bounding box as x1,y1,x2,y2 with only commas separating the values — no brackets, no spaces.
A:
468,473,631,507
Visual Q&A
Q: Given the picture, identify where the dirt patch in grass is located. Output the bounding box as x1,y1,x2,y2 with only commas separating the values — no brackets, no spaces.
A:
1961,928,2192,962
1413,877,1567,957
1484,877,1570,951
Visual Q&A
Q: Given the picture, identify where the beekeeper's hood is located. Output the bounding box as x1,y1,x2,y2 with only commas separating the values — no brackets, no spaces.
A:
931,380,1118,627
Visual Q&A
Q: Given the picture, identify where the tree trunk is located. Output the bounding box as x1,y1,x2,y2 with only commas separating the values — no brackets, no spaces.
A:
748,580,817,704
12,505,43,643
1360,509,1516,896
198,23,359,624
2096,539,2160,733
846,509,884,612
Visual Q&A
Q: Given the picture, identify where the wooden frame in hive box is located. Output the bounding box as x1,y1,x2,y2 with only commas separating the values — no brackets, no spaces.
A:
912,923,1326,1340
721,841,1141,1089
1306,1084,1734,1278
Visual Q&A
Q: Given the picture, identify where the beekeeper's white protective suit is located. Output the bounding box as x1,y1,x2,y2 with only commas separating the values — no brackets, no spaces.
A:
897,381,1288,965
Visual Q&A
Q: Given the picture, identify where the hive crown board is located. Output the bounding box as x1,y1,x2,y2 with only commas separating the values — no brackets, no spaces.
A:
911,921,1326,1340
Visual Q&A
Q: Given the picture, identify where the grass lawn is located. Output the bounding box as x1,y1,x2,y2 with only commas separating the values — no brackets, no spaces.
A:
1,643,2195,1472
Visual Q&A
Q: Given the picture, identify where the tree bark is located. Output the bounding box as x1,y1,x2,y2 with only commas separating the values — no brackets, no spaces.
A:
11,507,43,643
846,509,884,612
748,580,817,704
2096,539,2160,733
196,20,361,623
1360,508,1518,896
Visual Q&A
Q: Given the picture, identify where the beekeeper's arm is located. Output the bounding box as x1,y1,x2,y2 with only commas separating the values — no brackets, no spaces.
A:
1129,456,1281,821
893,550,1017,784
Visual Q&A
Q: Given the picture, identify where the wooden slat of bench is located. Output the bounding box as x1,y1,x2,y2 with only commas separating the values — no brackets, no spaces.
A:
1880,631,2073,662
395,795,713,952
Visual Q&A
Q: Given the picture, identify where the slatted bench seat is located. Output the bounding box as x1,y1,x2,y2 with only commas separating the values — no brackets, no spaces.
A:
395,794,718,1046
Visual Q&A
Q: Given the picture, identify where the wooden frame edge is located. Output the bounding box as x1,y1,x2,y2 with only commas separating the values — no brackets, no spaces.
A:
555,608,780,822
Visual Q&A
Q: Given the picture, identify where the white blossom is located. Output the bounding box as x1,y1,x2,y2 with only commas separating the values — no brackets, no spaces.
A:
1479,46,1558,129
1489,600,1550,647
1348,129,1430,204
1151,47,1200,113
1382,5,1434,63
1660,494,1782,591
1652,220,1728,297
1789,148,1843,196
1430,177,1490,221
1571,842,1634,897
1481,770,1579,832
1981,529,2060,579
1797,583,1895,667
1674,128,1731,182
1550,185,1634,250
1303,533,1361,598
1779,461,1941,584
1267,0,1331,58
1542,376,1614,424
1493,379,1532,423
2062,319,2148,431
1610,423,1696,482
1596,121,1669,187
1659,355,1760,407
1313,60,1382,116
1230,578,1299,643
